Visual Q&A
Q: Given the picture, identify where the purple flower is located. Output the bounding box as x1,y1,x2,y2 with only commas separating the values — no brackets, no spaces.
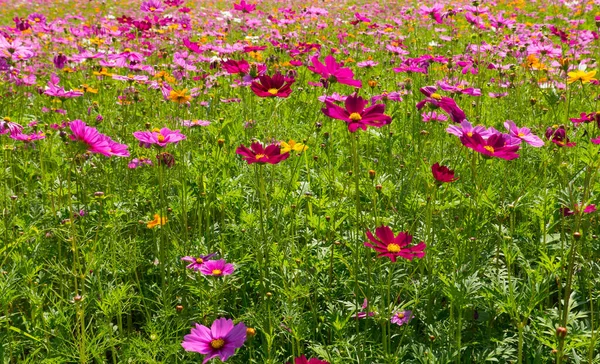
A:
181,318,246,364
421,111,448,123
416,86,466,123
504,120,544,147
133,128,186,148
181,253,218,271
200,259,235,276
182,120,211,127
9,131,45,143
308,55,362,88
391,310,413,326
446,120,489,139
140,0,164,13
128,157,153,169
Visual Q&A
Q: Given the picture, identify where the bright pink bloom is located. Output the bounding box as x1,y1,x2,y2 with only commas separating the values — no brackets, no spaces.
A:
181,253,218,271
308,55,362,88
391,310,413,326
222,59,250,75
288,356,330,364
416,86,466,123
236,142,289,164
200,259,235,276
364,226,426,262
446,120,489,139
321,93,391,132
233,0,256,13
69,120,112,156
250,73,294,98
140,0,164,13
562,203,596,216
503,120,544,147
460,132,520,160
9,131,45,143
133,128,186,148
182,318,246,364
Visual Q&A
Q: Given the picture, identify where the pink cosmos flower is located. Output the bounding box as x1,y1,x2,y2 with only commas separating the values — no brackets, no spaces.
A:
460,131,520,160
128,157,153,169
422,111,448,122
182,120,211,127
233,0,256,13
446,120,489,138
200,259,235,276
364,226,426,262
545,126,575,147
321,93,391,132
354,298,376,319
181,253,218,271
236,142,290,165
0,119,23,135
69,120,112,157
288,356,330,364
391,310,413,326
503,120,544,147
418,4,443,23
357,60,378,68
250,73,294,98
416,86,466,123
140,0,164,13
133,128,186,148
222,59,250,75
9,131,45,143
308,55,362,88
182,318,246,364
561,203,596,216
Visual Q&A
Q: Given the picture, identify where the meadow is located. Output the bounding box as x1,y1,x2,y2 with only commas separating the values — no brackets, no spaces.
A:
1,0,600,362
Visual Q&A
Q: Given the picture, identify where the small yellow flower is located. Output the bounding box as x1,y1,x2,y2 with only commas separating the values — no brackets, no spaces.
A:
280,139,308,154
147,214,168,229
93,68,112,77
567,70,597,84
168,89,192,104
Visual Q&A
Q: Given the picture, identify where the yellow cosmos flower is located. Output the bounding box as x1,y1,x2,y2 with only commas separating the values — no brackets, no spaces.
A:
567,70,597,84
280,140,308,154
93,68,112,77
168,89,192,104
147,214,168,229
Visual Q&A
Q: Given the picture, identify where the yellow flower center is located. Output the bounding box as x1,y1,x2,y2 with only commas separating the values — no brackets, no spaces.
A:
255,153,268,160
484,146,495,153
467,132,473,137
195,258,203,264
157,134,165,142
387,243,401,253
267,88,278,95
210,338,225,349
517,132,525,137
349,112,362,121
149,7,156,11
212,269,222,276
430,93,442,100
397,313,405,319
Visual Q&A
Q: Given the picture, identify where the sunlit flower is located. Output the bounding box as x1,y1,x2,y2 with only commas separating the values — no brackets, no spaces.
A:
200,259,235,276
391,310,413,326
236,142,290,164
181,253,218,270
364,226,426,262
182,318,246,364
280,139,308,153
567,70,597,84
168,89,192,104
147,214,167,228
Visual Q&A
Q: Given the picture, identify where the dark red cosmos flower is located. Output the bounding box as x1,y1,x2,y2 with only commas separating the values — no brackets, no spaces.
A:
236,142,289,164
321,93,391,132
460,132,520,160
364,226,426,262
545,126,576,147
431,163,459,183
250,73,294,98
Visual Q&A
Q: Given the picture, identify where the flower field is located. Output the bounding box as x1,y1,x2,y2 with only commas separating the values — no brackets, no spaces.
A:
2,0,600,362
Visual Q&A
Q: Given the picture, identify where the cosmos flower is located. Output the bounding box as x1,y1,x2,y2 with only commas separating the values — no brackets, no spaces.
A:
364,226,426,262
140,0,165,13
354,298,376,319
200,259,235,276
128,157,153,169
545,126,575,147
9,131,45,143
250,73,294,98
416,86,466,123
168,89,192,104
233,0,256,13
181,253,218,271
561,203,596,216
69,120,113,156
567,70,597,84
321,93,391,132
181,318,246,364
133,128,187,148
460,131,520,160
279,140,308,153
431,163,458,183
236,142,290,164
308,55,362,88
182,120,211,127
390,310,413,326
147,214,167,228
503,120,544,147
287,356,330,364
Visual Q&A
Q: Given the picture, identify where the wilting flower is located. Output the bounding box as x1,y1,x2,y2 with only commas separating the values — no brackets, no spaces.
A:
431,163,458,183
416,86,466,123
308,55,362,88
391,310,413,326
147,214,167,228
128,157,153,169
287,356,330,364
181,318,246,364
561,203,596,216
567,70,597,84
503,120,544,147
181,253,218,270
354,298,376,319
280,140,308,153
236,142,290,164
200,259,235,276
250,73,294,98
321,93,391,132
133,128,186,148
0,118,23,135
364,226,426,262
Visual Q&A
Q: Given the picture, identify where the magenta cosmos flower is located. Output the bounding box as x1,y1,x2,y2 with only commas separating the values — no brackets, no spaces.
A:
321,93,391,132
236,142,290,164
182,318,246,364
140,0,165,13
364,226,426,262
308,55,362,88
416,86,466,123
69,120,129,157
233,0,256,13
200,259,235,276
133,127,186,148
250,73,294,98
431,163,458,183
391,310,413,326
181,253,218,271
460,131,520,160
287,355,330,364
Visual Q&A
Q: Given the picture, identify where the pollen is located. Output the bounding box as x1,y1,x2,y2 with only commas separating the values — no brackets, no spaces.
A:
397,312,405,319
387,243,401,253
467,132,473,137
255,153,268,160
210,338,225,349
349,112,362,121
484,145,495,153
212,269,223,276
517,132,525,137
430,93,442,100
195,258,204,264
157,134,165,142
267,88,278,95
